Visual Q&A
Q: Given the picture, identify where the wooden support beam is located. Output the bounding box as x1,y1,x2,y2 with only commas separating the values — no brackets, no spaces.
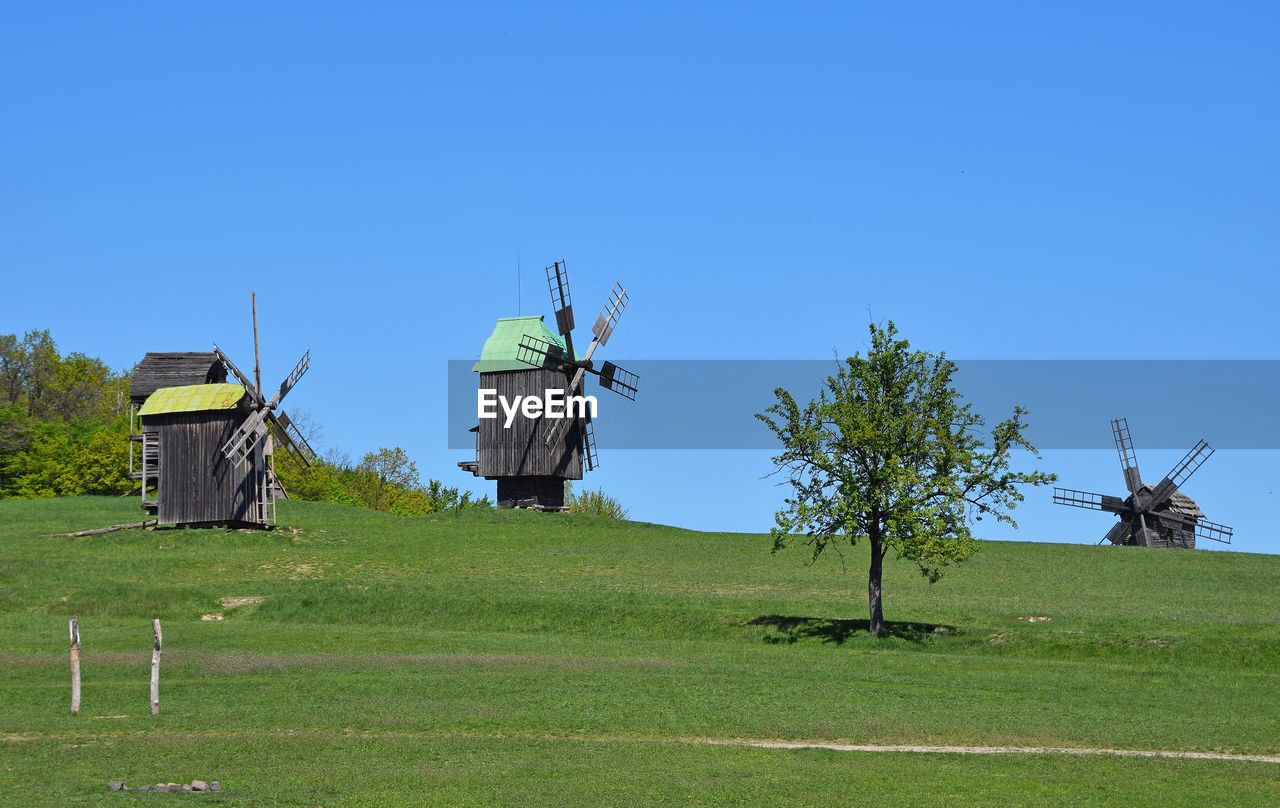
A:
69,618,81,715
150,619,162,716
44,521,155,538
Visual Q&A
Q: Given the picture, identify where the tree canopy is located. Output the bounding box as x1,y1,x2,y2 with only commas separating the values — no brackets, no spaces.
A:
756,321,1056,637
0,330,131,497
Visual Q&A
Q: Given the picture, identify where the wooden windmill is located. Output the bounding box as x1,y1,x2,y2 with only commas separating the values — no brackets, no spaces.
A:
458,260,639,509
129,296,317,528
1053,417,1232,548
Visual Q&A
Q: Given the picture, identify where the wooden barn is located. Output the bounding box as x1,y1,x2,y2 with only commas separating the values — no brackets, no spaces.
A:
458,316,584,509
128,352,228,501
135,383,272,527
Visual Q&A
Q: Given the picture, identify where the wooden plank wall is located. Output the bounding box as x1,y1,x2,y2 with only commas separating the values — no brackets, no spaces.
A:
476,369,583,480
154,410,260,526
129,353,226,404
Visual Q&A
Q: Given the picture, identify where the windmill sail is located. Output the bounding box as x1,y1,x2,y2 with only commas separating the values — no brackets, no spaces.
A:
1147,440,1213,507
1111,418,1143,494
546,261,576,360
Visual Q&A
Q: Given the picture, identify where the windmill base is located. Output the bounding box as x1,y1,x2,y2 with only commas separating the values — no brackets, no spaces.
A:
496,476,567,510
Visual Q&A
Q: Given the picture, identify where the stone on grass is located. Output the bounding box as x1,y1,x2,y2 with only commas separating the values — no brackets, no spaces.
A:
109,781,125,791
191,780,208,791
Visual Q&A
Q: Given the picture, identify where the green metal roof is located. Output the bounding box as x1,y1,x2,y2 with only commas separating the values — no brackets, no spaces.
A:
138,383,246,416
472,316,567,372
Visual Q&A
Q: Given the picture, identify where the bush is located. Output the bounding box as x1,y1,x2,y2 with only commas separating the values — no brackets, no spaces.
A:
274,446,491,516
566,486,629,519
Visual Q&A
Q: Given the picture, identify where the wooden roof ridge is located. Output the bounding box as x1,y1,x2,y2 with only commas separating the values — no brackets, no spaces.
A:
129,352,228,403
1164,489,1205,519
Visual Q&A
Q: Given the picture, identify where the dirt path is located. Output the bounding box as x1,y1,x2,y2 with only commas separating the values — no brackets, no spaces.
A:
695,738,1280,763
5,730,1276,763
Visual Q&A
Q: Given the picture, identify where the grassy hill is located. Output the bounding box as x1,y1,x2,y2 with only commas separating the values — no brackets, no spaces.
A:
1,496,1277,806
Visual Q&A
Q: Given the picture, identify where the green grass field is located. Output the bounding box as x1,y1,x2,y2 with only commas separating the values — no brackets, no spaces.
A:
2,496,1277,806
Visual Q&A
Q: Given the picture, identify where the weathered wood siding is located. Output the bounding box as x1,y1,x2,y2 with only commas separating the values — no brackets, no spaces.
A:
152,410,260,526
476,369,583,480
129,353,226,404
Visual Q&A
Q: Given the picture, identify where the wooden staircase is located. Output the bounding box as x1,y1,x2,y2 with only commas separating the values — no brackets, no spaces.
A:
129,416,160,515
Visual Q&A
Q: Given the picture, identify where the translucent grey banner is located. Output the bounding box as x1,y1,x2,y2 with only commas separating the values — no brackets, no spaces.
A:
447,360,1280,450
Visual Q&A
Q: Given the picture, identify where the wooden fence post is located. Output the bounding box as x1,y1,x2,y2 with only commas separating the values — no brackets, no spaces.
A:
69,617,81,716
150,618,162,716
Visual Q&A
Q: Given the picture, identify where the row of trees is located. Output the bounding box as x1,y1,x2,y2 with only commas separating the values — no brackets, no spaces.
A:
0,331,132,498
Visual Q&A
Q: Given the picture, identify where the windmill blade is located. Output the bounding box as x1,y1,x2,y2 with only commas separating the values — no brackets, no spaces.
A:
267,411,317,467
580,409,597,472
212,344,265,406
1147,440,1214,507
545,260,576,361
1111,418,1143,495
1053,488,1128,514
1193,518,1233,545
265,350,310,409
591,283,629,347
1101,519,1131,546
515,334,566,371
543,366,587,448
596,360,639,401
221,407,270,464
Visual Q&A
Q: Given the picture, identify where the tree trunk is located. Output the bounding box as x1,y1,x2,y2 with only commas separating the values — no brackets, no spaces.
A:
868,535,885,637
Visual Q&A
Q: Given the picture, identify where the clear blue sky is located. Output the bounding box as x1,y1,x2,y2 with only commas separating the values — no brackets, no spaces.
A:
3,3,1276,553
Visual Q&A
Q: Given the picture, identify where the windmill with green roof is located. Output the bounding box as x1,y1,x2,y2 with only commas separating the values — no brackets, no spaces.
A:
459,261,638,509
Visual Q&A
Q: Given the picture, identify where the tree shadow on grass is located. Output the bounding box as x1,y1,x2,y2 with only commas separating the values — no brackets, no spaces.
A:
746,614,959,645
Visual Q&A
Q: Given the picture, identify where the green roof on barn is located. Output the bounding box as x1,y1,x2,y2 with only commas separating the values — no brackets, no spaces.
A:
139,383,246,416
472,316,567,372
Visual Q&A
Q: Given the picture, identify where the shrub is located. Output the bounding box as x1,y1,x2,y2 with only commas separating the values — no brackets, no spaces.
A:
566,486,629,519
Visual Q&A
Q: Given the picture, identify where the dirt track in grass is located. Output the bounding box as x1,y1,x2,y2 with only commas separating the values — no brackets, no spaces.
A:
696,738,1280,763
4,729,1277,763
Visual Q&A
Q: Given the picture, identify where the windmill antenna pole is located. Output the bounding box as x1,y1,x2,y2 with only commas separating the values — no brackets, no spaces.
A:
251,292,263,396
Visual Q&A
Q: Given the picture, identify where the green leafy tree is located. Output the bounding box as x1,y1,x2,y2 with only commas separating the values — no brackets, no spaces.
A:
2,414,132,498
274,441,491,515
0,331,133,498
356,447,420,512
72,413,133,495
0,404,31,492
0,334,27,405
41,351,126,421
756,322,1055,637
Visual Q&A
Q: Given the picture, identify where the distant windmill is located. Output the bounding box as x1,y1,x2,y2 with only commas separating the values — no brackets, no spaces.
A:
459,260,638,509
129,295,317,527
1053,417,1232,549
